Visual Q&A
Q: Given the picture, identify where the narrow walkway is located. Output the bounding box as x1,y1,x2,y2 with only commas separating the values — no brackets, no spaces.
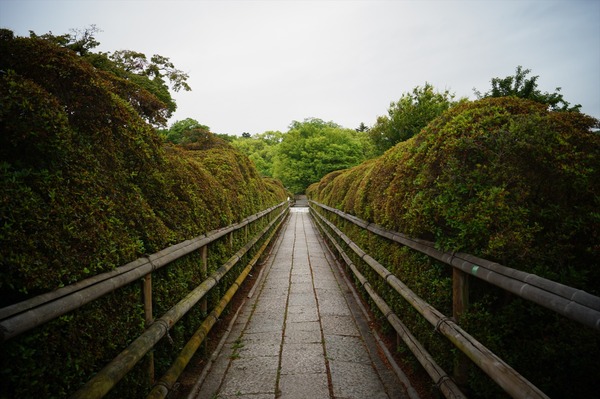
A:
191,208,409,399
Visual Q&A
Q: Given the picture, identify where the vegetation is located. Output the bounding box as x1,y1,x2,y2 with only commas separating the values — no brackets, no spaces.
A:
273,118,375,194
369,83,460,155
308,96,599,397
232,118,375,194
231,130,284,177
0,29,287,397
1,23,597,397
474,65,581,112
27,25,191,126
231,77,564,193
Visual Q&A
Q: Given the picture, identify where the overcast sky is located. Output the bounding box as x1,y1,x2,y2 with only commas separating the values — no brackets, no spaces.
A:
2,0,599,135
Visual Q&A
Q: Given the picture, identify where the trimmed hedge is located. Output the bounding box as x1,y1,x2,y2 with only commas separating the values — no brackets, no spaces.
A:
307,97,600,397
0,34,288,397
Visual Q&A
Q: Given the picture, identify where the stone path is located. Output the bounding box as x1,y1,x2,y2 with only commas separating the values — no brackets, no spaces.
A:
190,208,410,399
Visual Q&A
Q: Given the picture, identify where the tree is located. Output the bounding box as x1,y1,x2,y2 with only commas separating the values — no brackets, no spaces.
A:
161,118,210,143
231,131,284,177
93,50,191,121
28,25,101,56
356,122,369,132
369,83,458,154
27,26,191,125
109,50,191,92
474,65,581,112
233,120,375,189
158,118,231,150
259,130,284,145
272,118,371,193
214,133,237,143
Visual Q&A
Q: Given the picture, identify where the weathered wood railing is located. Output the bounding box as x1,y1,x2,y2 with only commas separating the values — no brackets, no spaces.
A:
0,200,290,398
309,200,600,399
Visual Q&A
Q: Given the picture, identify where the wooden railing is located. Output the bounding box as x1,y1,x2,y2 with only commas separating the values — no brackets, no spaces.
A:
309,200,600,399
0,201,290,398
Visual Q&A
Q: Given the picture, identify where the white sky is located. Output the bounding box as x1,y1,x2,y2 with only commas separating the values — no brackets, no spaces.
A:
1,0,599,135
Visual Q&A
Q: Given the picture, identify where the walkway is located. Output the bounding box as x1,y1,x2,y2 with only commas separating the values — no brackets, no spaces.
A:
190,208,409,399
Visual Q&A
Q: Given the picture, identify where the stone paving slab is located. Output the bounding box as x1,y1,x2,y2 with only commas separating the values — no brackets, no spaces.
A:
324,334,372,364
329,360,390,399
278,372,330,399
284,325,322,344
280,342,327,374
192,208,409,399
321,315,360,337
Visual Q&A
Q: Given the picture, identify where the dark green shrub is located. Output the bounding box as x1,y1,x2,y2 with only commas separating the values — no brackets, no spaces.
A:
308,97,599,397
0,33,288,397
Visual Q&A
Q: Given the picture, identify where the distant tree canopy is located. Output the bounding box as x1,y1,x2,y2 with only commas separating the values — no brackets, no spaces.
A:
356,122,370,132
231,131,284,178
474,65,581,112
368,83,459,155
231,119,375,193
160,118,210,144
272,118,375,194
159,118,239,150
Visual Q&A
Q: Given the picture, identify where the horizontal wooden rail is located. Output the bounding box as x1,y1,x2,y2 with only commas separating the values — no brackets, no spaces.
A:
0,202,288,341
312,212,466,399
310,200,600,331
71,204,288,399
147,215,284,399
311,205,549,399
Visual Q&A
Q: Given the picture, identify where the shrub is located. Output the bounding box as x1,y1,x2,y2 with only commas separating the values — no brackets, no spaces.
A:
308,97,600,397
0,33,288,397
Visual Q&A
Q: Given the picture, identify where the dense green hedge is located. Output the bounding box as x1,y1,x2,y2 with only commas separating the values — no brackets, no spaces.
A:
0,34,288,397
307,97,599,397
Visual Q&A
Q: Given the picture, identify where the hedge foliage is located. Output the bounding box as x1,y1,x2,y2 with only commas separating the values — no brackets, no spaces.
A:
0,34,288,397
307,97,600,397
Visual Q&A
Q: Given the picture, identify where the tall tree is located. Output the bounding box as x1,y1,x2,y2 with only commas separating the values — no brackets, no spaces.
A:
356,122,370,132
474,65,581,112
369,83,458,154
27,26,191,125
106,50,191,118
28,25,101,55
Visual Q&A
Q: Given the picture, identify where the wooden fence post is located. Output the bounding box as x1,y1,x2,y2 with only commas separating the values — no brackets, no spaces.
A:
200,246,208,316
142,273,154,385
200,245,209,356
452,268,470,387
